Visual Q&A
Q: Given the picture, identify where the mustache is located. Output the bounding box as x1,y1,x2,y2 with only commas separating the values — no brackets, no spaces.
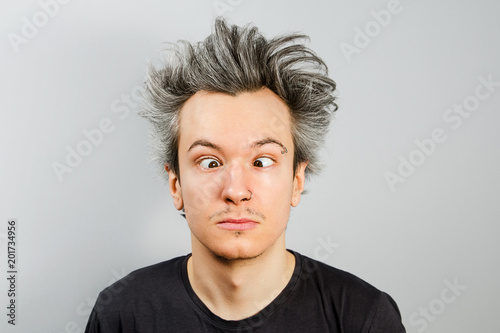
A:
209,207,266,221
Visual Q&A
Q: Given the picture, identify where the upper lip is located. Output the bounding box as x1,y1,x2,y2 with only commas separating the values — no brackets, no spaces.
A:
218,218,258,224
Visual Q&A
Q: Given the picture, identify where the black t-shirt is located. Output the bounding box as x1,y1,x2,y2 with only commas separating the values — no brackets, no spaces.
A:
85,250,405,332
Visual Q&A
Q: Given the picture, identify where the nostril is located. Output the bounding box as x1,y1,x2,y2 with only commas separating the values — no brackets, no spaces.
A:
241,190,253,202
225,190,253,204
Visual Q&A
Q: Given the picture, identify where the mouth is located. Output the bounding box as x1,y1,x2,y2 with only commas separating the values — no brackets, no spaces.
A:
217,218,259,231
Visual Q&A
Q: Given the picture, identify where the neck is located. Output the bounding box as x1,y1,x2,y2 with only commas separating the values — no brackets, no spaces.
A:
187,236,295,320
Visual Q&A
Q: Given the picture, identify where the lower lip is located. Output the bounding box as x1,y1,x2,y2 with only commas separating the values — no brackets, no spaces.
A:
217,222,258,231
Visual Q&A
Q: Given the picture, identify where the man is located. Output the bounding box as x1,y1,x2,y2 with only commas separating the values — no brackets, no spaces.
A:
85,18,406,332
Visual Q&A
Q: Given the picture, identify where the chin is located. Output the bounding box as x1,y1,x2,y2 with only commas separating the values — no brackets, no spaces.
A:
210,243,266,262
194,229,282,261
214,252,263,261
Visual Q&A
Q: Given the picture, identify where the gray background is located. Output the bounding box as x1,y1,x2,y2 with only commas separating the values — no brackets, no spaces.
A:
1,0,499,332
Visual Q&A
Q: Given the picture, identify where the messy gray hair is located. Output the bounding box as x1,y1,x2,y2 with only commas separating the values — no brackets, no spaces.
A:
140,18,337,181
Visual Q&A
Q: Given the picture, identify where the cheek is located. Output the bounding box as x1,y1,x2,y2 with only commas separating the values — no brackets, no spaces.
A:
255,170,294,208
182,179,216,233
181,171,224,212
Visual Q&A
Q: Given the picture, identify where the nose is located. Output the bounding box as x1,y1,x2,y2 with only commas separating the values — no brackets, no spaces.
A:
221,162,253,204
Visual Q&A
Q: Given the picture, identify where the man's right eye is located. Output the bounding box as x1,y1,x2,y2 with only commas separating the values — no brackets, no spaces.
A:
199,158,221,169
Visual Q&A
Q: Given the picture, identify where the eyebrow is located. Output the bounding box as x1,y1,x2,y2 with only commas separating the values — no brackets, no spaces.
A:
187,139,223,152
250,138,288,154
187,137,288,154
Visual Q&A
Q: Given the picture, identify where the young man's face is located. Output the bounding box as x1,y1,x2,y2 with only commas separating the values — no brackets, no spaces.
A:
167,88,307,260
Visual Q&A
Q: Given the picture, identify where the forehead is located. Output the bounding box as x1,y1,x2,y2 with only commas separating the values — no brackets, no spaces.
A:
178,88,293,149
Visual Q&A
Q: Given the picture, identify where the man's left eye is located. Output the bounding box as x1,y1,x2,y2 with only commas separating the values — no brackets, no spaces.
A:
253,157,274,168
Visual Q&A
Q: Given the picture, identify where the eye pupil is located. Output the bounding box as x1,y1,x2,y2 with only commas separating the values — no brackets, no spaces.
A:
253,157,274,168
208,161,218,168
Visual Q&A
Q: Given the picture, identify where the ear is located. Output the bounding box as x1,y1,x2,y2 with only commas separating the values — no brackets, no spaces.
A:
165,164,183,210
291,161,308,207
